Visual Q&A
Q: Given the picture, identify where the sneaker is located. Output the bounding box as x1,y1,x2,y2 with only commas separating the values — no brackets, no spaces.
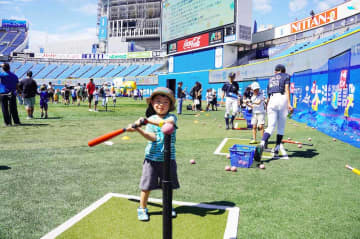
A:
172,209,177,218
41,112,44,118
88,109,93,112
272,145,281,157
45,114,48,119
137,208,149,221
249,139,257,144
26,116,32,120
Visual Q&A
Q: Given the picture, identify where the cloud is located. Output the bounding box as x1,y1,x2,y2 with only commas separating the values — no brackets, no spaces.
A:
289,0,308,12
253,0,272,14
28,27,97,51
313,0,344,12
72,3,97,16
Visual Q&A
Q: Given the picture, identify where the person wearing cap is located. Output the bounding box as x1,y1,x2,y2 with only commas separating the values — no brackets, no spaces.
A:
18,71,38,119
221,72,239,129
0,63,21,126
126,87,179,221
257,64,293,158
246,82,265,144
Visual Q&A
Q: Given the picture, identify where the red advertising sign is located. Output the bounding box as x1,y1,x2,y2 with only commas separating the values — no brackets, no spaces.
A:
290,7,338,34
177,33,209,52
339,69,348,89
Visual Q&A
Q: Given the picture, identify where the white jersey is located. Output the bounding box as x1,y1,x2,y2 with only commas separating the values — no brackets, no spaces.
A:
251,94,265,113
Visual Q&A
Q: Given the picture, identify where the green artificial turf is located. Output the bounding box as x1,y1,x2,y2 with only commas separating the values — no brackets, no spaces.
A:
0,98,360,239
56,197,228,239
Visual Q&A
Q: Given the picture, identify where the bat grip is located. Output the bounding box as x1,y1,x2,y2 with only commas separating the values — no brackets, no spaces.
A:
131,118,148,129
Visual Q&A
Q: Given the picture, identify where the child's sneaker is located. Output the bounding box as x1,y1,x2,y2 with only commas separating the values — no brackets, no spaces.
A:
172,209,177,218
137,207,149,221
41,112,44,118
249,139,257,144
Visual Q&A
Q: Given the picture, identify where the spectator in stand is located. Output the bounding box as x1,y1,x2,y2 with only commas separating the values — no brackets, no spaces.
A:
86,78,96,111
39,84,49,119
48,82,55,103
0,63,21,126
18,71,38,119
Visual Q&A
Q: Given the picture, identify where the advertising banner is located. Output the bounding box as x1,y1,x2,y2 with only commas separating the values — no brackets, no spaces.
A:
99,16,108,40
209,29,224,45
2,19,27,28
177,33,209,53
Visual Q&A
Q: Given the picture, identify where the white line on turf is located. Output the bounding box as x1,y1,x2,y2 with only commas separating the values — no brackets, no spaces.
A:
41,193,240,239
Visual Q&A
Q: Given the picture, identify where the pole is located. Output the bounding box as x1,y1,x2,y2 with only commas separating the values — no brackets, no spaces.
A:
162,134,172,239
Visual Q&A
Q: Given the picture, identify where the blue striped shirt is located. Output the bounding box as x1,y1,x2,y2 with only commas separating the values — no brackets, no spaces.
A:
144,114,177,162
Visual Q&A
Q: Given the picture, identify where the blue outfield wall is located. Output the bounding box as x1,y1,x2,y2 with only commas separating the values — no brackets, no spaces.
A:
173,48,216,73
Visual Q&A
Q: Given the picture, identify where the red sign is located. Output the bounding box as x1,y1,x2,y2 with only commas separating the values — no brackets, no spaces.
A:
290,83,295,93
339,69,348,89
177,33,209,52
311,81,316,94
290,8,337,33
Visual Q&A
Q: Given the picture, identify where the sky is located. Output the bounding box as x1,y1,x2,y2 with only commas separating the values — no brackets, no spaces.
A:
0,0,347,52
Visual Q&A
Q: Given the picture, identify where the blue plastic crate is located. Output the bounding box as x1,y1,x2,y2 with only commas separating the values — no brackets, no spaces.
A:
229,144,256,168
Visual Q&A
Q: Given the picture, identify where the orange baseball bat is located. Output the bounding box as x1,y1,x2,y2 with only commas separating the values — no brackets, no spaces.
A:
282,139,313,146
88,119,148,147
88,128,127,147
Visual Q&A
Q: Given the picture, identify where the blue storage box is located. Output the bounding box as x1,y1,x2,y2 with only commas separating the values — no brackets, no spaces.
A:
229,144,256,168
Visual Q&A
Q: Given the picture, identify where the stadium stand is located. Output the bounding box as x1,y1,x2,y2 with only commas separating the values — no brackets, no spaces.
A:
30,63,46,78
46,64,69,79
15,62,33,79
58,64,81,79
70,64,92,78
10,61,22,71
128,64,151,76
92,65,115,78
116,65,139,77
81,65,104,78
103,65,126,78
139,64,162,76
35,64,57,79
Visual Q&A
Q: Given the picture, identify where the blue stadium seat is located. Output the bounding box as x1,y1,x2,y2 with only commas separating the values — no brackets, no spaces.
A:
103,65,126,78
47,64,69,79
58,64,81,79
128,65,150,76
92,65,115,78
30,63,46,78
116,65,139,77
15,62,34,79
71,65,93,78
140,64,162,76
82,65,104,78
35,64,58,79
10,61,22,71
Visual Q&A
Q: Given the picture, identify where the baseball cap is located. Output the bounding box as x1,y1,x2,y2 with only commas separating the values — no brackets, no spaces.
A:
251,82,260,90
228,72,236,78
275,64,286,72
146,87,175,111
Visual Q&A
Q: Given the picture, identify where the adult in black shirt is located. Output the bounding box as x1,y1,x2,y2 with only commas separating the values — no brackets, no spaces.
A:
18,71,38,119
194,81,202,111
176,81,186,114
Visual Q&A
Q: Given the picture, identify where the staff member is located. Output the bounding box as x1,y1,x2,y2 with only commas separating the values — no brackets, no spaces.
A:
0,63,21,126
258,64,293,157
86,78,96,111
221,72,239,130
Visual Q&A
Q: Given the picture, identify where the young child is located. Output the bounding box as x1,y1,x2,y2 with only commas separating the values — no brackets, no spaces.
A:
211,89,217,111
94,87,99,112
54,89,60,104
246,82,265,144
205,88,213,111
126,87,179,221
39,84,49,119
